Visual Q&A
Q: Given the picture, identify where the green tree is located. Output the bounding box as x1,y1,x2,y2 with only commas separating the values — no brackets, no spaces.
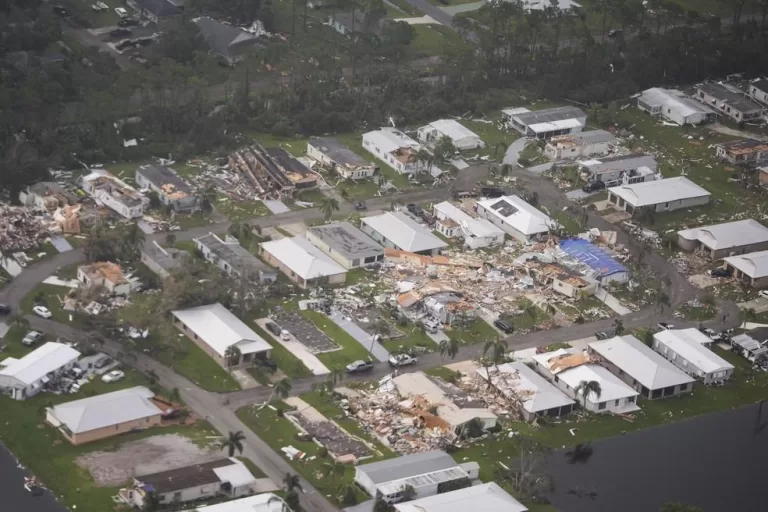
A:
656,291,671,313
319,197,340,221
165,233,177,246
612,318,624,336
740,307,757,327
439,337,460,359
483,338,509,369
9,313,29,330
283,472,303,493
324,460,346,495
220,430,246,457
225,345,242,369
200,185,217,214
169,387,182,404
575,380,602,408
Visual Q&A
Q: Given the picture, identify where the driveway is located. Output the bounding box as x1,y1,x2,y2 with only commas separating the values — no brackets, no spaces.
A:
503,138,530,166
329,309,390,362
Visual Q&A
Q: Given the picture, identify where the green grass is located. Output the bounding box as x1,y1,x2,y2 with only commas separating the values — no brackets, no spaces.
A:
336,178,382,200
411,24,464,57
236,456,268,479
215,194,270,221
445,318,499,345
248,321,312,379
677,302,717,321
424,365,462,382
458,118,520,159
381,323,436,353
1,325,40,359
387,0,422,16
20,283,87,328
242,132,310,157
301,309,373,370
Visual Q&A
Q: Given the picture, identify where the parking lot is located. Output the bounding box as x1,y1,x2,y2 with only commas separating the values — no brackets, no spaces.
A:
272,309,339,354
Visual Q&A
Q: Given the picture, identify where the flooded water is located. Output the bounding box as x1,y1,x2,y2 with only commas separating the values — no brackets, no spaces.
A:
0,443,67,512
545,403,768,512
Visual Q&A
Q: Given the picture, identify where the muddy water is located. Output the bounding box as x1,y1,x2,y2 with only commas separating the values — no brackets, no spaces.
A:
0,443,66,512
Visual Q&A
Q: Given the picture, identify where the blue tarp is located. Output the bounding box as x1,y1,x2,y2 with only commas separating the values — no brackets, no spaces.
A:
559,238,627,277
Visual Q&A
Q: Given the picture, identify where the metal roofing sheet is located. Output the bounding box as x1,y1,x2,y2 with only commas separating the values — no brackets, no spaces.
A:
559,239,627,277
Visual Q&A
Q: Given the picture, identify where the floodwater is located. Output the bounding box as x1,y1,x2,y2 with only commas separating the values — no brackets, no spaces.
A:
0,443,67,512
545,403,768,512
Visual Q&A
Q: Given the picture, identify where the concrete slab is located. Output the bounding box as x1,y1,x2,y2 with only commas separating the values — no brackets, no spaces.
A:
261,227,285,240
252,478,280,493
232,369,260,389
527,162,554,174
594,287,633,316
50,235,73,252
281,222,308,236
566,189,593,201
602,210,632,223
42,276,80,288
510,347,538,362
440,0,486,14
255,318,330,376
273,310,339,353
328,309,389,362
0,322,9,339
392,14,439,24
689,274,721,289
444,359,480,376
284,396,326,423
738,298,768,313
503,137,530,166
137,221,155,235
263,200,290,214
426,329,449,345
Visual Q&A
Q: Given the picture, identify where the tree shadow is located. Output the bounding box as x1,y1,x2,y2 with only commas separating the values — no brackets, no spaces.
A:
565,443,594,464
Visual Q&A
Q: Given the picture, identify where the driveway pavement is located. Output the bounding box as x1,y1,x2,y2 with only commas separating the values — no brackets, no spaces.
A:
329,309,390,362
503,137,530,165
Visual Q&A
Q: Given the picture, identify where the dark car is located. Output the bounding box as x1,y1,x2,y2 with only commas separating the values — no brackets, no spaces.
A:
110,28,132,38
94,356,111,369
355,201,367,211
582,181,606,193
265,321,282,337
407,203,423,216
118,18,140,27
494,319,514,334
0,303,11,315
480,187,505,199
709,267,731,278
346,360,374,373
52,5,70,16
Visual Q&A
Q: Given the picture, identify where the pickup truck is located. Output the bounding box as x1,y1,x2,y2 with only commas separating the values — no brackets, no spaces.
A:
346,360,374,374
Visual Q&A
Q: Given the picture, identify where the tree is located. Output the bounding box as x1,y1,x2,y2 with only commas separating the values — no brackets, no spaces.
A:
324,460,346,495
165,233,177,246
9,313,29,330
283,472,303,493
612,318,624,336
200,185,217,214
265,377,292,404
284,490,301,511
494,435,553,501
373,498,395,512
656,291,671,313
169,387,182,404
575,380,602,408
318,197,340,221
121,223,146,262
740,308,757,327
439,337,460,359
220,430,246,457
483,338,509,371
225,345,242,369
312,369,342,395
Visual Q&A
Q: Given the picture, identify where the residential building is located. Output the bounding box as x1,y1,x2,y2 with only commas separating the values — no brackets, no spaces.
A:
327,11,375,36
79,169,147,219
532,349,640,414
749,79,768,106
559,239,629,284
502,106,587,139
474,195,555,243
361,212,447,255
354,450,479,503
421,293,477,326
694,82,765,123
517,0,579,11
394,482,528,512
652,329,734,384
723,250,768,288
362,128,428,175
77,262,136,295
305,221,384,269
579,154,658,186
637,87,716,125
715,139,768,166
127,0,183,23
588,335,695,400
543,130,616,160
19,182,77,211
476,362,575,421
306,137,375,179
527,260,600,297
46,386,163,445
186,493,286,512
194,232,276,283
432,201,505,249
171,303,272,370
193,17,260,64
140,241,190,279
119,458,258,508
229,145,318,199
730,333,767,363
416,119,485,150
260,236,347,289
607,176,711,215
135,164,198,212
760,166,768,187
0,342,80,400
677,219,768,260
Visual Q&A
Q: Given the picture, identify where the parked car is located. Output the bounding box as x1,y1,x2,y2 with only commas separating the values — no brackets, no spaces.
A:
265,321,282,336
52,5,70,16
406,203,424,216
0,303,11,315
114,7,129,17
118,18,140,27
581,181,606,193
594,331,611,340
657,322,674,330
759,290,768,300
389,353,418,367
110,28,132,38
94,356,111,369
22,331,43,346
280,329,292,341
32,305,52,318
355,201,367,211
709,267,731,278
70,367,85,379
102,370,125,383
346,360,374,374
494,319,514,334
69,382,81,394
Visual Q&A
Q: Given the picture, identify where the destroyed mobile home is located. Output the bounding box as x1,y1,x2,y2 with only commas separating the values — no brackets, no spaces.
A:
229,144,320,200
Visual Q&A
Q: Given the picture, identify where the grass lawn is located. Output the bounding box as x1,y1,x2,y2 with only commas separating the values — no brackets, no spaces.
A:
424,365,462,382
1,325,40,358
20,283,87,327
410,24,464,57
236,456,268,479
458,118,519,160
445,318,499,345
215,194,270,221
336,178,382,200
677,302,717,321
295,188,327,205
301,309,374,370
248,321,312,379
381,323,436,353
243,132,310,157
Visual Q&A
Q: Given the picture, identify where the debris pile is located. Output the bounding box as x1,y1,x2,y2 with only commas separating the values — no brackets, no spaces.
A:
0,205,51,251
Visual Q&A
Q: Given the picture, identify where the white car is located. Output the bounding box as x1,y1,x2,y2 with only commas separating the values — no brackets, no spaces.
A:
22,331,43,346
759,290,768,300
115,7,128,17
33,305,52,318
102,370,125,383
389,353,418,367
96,1,108,8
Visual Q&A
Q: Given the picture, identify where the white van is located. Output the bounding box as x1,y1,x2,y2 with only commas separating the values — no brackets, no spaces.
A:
114,7,128,18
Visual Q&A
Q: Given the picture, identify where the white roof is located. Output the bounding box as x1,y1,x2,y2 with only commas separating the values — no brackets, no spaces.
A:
654,329,735,373
261,236,346,280
724,249,768,278
608,177,710,207
678,219,768,251
212,459,258,488
433,201,505,239
477,195,555,235
48,386,161,434
394,482,528,512
589,336,694,390
640,87,715,117
363,127,422,154
476,362,575,414
422,119,481,143
528,118,584,133
362,212,448,253
171,303,272,356
0,342,80,386
185,494,284,512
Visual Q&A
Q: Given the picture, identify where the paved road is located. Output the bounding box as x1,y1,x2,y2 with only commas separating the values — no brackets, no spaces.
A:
503,137,530,165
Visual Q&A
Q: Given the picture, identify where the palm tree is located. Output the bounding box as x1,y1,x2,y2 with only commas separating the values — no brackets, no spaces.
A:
438,338,460,360
200,184,217,214
575,380,602,408
220,430,246,457
656,291,671,313
415,148,434,173
165,233,177,246
524,304,539,326
319,197,340,221
283,472,303,493
740,308,757,328
324,460,346,495
9,313,29,330
483,338,509,369
543,303,557,318
312,370,342,395
169,387,181,404
270,377,292,402
612,318,624,336
224,345,242,369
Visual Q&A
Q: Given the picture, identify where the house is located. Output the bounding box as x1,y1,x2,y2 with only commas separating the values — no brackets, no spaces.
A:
193,17,259,64
715,139,768,166
532,349,640,414
729,333,767,362
760,166,768,187
141,241,190,279
135,164,198,212
748,78,768,106
362,128,428,175
79,169,148,219
607,177,711,215
172,303,272,369
307,137,375,179
588,335,695,400
46,386,163,445
77,262,137,295
194,232,276,283
305,222,384,269
476,362,575,421
516,0,579,11
327,11,378,36
559,239,629,284
19,182,77,211
182,494,285,512
229,145,318,199
543,130,616,160
652,329,734,384
526,259,600,297
260,236,347,289
694,82,765,123
723,250,768,288
421,293,477,326
579,154,658,186
502,106,587,139
416,119,485,150
677,219,768,260
637,87,716,125
394,482,528,512
474,195,555,243
354,450,479,503
432,201,505,249
127,0,182,23
0,342,80,400
361,212,448,255
118,458,258,508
